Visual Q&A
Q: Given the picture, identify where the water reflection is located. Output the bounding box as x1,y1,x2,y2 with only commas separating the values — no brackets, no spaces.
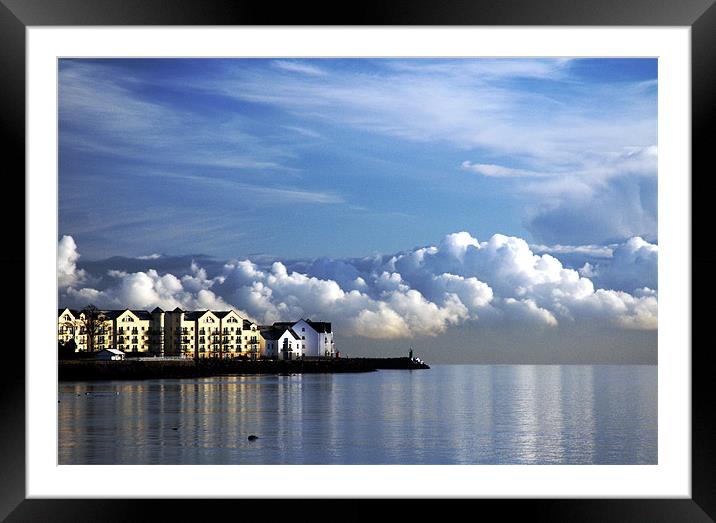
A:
58,365,657,465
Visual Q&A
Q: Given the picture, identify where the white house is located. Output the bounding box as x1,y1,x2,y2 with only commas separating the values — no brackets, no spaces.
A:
260,319,335,359
259,326,304,360
94,348,125,361
292,319,335,358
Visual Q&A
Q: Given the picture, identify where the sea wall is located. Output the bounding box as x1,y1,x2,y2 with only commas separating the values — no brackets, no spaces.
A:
58,357,429,381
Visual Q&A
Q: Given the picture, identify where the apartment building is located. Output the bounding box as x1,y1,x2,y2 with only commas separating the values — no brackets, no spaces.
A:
108,309,152,353
58,307,115,353
59,307,264,359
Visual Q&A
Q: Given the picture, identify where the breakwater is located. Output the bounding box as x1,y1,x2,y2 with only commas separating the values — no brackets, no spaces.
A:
58,357,429,381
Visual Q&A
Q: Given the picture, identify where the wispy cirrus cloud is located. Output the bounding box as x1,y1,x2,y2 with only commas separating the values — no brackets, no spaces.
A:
59,60,298,173
60,58,657,260
460,161,550,178
272,60,327,76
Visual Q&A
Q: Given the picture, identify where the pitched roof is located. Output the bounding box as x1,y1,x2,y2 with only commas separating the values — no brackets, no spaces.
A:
151,306,164,313
184,310,219,321
184,311,204,320
259,326,283,340
259,325,300,341
243,319,255,329
269,319,332,333
132,310,152,320
306,320,332,333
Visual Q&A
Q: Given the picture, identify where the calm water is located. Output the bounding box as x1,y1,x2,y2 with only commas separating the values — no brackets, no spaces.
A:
58,365,657,465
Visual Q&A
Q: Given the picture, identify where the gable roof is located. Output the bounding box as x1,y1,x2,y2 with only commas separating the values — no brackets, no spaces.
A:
151,306,164,313
185,310,218,321
259,326,283,340
305,319,332,333
105,309,152,321
269,319,333,334
132,310,152,320
184,311,203,320
259,325,300,341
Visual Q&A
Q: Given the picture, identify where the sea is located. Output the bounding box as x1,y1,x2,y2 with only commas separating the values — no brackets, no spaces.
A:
58,364,657,465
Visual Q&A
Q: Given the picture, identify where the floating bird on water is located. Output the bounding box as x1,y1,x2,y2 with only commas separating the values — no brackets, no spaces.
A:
248,435,259,441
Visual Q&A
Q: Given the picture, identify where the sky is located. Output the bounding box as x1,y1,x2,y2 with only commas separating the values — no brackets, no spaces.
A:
58,58,658,363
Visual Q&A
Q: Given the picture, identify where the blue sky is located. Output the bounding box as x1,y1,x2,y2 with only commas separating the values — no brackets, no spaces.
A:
58,58,658,362
59,58,657,260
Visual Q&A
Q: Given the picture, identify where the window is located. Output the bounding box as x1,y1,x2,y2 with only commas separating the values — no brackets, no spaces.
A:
302,327,305,332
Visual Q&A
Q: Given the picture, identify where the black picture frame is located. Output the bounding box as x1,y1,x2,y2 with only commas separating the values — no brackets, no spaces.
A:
2,1,711,521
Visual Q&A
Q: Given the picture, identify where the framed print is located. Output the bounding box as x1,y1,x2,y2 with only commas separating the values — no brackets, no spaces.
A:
3,0,713,521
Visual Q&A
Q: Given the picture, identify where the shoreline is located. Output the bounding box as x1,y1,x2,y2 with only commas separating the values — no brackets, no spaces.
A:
58,357,430,381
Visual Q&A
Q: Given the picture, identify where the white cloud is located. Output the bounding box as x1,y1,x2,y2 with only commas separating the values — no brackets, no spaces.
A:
460,161,548,178
272,60,327,76
531,243,614,258
57,235,87,288
59,232,658,340
579,236,658,292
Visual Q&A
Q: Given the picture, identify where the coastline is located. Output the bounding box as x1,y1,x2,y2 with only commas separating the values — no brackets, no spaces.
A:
58,357,430,381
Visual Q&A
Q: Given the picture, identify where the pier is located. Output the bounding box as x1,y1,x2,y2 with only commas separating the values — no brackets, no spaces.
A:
58,356,429,381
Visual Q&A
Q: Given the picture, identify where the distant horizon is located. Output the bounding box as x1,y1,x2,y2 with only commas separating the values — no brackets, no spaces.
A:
59,58,657,364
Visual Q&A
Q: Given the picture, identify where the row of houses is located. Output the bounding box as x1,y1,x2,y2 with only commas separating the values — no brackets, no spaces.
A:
58,307,335,360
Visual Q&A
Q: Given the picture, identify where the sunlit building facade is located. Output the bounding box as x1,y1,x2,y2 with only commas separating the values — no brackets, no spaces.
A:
59,307,264,359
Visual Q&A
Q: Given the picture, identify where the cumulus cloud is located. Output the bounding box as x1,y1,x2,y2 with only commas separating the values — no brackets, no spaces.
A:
58,235,87,288
59,232,657,339
63,254,247,317
578,236,657,292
